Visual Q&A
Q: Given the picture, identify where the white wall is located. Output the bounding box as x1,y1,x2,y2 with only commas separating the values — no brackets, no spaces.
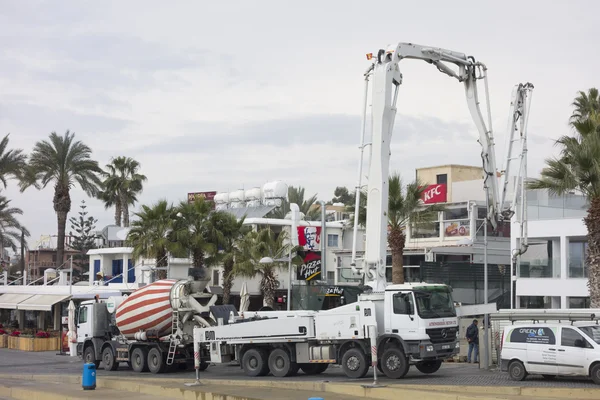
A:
512,216,589,309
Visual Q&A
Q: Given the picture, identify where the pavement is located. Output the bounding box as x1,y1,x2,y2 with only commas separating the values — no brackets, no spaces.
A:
1,349,600,400
0,348,598,388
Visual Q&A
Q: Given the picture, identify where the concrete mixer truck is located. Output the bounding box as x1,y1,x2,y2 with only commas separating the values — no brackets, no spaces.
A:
76,276,230,374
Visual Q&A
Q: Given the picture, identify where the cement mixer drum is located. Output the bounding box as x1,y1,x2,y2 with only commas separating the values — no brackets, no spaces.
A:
115,279,177,339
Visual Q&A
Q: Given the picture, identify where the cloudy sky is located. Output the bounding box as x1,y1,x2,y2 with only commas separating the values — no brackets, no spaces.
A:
1,0,598,249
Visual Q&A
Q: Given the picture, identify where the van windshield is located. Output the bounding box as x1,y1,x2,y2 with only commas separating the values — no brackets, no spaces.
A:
580,326,600,345
413,286,456,319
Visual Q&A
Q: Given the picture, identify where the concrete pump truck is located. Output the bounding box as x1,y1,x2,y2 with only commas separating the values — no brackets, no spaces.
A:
191,42,532,380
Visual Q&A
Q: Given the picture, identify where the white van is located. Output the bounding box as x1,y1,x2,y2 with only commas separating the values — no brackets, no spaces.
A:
500,322,600,384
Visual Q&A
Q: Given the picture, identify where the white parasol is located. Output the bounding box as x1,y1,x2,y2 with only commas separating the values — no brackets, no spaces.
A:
67,300,77,357
239,281,250,312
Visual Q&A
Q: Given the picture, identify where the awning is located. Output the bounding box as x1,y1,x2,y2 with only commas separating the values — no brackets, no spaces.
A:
16,294,72,312
0,293,35,309
71,292,122,300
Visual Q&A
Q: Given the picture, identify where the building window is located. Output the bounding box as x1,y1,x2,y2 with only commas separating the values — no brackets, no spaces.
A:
436,254,471,263
568,296,590,309
436,174,447,185
569,241,588,278
444,208,468,220
327,234,339,248
212,270,220,286
518,240,560,278
326,271,335,284
386,254,425,266
519,296,561,309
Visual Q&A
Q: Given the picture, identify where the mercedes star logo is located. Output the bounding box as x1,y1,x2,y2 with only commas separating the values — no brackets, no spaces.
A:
441,329,448,339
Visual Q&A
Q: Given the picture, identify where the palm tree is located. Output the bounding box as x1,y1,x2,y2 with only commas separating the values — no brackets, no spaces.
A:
207,213,249,304
99,156,147,227
0,133,27,188
269,185,320,220
170,197,216,270
527,109,600,307
387,174,445,284
126,199,175,280
570,88,600,125
350,173,444,284
233,228,300,308
21,131,102,267
0,194,30,252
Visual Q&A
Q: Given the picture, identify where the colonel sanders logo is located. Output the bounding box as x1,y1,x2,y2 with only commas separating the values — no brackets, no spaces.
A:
298,226,321,250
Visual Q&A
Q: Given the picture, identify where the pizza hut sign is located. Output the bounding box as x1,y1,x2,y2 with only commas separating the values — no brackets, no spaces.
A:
421,184,447,204
297,251,322,281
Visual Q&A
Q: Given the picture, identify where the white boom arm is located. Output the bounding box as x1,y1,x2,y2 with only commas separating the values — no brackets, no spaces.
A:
498,83,534,263
350,42,496,291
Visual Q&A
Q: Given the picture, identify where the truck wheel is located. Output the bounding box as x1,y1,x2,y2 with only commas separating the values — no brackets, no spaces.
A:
83,345,100,369
147,348,166,374
416,360,442,374
341,348,369,379
300,363,328,375
381,348,409,379
508,360,527,381
241,348,269,377
102,347,119,371
268,348,298,377
131,347,149,373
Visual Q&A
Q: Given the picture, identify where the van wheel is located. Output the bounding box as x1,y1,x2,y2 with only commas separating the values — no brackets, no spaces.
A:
591,363,600,385
508,360,527,381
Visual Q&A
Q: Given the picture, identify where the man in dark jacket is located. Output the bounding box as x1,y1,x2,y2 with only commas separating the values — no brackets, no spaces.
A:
466,319,479,363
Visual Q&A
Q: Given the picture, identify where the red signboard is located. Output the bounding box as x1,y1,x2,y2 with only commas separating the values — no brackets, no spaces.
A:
297,226,321,251
187,191,217,206
421,184,447,204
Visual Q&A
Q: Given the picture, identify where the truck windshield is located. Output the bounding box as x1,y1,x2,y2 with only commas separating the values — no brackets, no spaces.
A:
413,287,456,319
580,326,600,345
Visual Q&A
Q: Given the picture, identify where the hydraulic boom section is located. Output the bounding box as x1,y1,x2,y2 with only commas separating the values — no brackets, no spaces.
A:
498,82,534,262
351,42,495,291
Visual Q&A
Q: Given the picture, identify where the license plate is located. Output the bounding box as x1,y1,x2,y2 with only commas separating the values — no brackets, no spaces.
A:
442,344,451,349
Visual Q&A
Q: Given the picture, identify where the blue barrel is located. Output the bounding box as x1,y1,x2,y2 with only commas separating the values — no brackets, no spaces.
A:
308,398,324,400
82,362,96,390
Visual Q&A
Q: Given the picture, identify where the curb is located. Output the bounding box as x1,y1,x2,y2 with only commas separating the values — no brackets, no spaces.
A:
0,374,598,400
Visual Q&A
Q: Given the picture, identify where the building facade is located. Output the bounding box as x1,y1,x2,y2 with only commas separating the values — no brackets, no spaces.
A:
512,189,590,309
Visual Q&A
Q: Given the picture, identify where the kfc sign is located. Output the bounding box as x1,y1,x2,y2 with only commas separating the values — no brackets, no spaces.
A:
421,184,447,204
297,226,321,250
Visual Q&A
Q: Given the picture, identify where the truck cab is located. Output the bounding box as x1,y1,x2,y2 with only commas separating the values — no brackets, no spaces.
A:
361,282,460,373
75,300,112,366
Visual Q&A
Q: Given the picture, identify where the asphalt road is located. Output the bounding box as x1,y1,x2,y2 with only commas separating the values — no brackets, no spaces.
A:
0,348,597,388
